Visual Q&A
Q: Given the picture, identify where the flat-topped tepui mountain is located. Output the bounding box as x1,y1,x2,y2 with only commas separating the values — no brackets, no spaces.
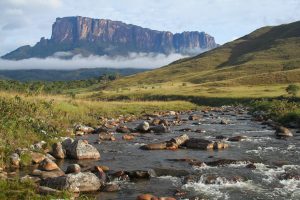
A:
2,16,218,60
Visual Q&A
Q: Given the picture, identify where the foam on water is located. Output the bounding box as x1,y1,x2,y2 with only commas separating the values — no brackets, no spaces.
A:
182,177,257,200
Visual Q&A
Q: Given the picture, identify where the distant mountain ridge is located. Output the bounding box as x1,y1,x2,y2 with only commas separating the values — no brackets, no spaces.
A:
2,16,218,60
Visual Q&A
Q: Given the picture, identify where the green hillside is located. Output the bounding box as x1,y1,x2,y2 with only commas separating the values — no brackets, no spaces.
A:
107,21,300,89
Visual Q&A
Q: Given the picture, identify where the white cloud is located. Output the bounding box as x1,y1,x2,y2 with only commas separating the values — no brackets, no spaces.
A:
0,53,187,69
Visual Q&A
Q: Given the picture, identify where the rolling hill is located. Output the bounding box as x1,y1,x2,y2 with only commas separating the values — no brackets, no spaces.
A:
86,20,300,100
107,20,300,88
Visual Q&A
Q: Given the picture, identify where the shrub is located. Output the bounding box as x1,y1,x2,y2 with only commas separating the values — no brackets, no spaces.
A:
286,84,299,97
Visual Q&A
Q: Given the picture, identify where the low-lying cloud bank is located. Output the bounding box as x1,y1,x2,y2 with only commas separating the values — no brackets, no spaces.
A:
0,53,188,70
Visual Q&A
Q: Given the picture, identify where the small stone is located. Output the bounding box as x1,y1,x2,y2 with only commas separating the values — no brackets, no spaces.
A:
51,142,66,159
275,126,293,137
38,158,59,171
99,133,116,141
66,164,81,174
136,121,150,132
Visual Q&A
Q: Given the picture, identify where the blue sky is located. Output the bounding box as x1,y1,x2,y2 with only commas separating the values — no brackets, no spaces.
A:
0,0,300,68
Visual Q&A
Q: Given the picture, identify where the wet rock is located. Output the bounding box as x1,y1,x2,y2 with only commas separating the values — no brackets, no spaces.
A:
99,133,116,141
246,163,256,169
185,138,214,150
40,172,101,192
152,168,189,177
275,126,293,137
215,135,228,140
228,136,247,142
65,164,81,174
45,153,56,161
111,171,130,181
169,134,189,147
98,165,110,172
150,124,170,133
122,134,135,140
93,166,107,184
206,159,248,167
136,121,150,132
140,142,167,150
128,170,151,179
9,153,20,168
31,169,65,179
38,158,59,171
167,158,205,167
136,194,158,200
68,139,100,160
116,125,132,133
51,142,65,159
203,175,245,184
102,183,120,192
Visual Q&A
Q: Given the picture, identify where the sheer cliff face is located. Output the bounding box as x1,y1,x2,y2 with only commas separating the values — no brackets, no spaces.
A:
2,16,218,60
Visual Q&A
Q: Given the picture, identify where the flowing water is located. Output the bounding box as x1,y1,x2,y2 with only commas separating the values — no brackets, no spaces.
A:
57,107,299,200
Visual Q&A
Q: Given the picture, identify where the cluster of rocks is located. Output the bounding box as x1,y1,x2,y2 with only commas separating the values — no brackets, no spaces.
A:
141,134,229,151
51,138,100,160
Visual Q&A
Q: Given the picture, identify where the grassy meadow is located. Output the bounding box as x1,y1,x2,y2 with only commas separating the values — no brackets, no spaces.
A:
0,91,198,167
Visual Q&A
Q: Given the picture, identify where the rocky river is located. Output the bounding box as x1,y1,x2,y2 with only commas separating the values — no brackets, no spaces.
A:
6,106,300,200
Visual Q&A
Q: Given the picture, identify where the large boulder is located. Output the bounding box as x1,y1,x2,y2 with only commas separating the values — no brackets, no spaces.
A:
68,140,100,160
40,172,101,192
